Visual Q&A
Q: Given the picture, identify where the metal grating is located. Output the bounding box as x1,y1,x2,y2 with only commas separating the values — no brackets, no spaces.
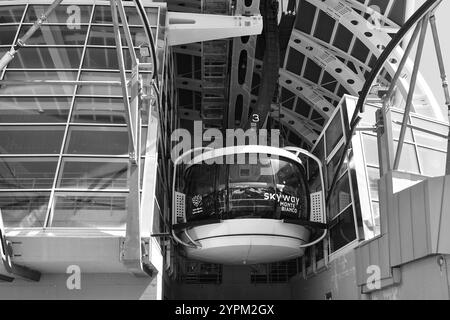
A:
175,191,186,222
310,191,323,223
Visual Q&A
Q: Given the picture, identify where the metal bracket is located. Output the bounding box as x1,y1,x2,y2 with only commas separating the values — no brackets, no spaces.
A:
166,12,263,46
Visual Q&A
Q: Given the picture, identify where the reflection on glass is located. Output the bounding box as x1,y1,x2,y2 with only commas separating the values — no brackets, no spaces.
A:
88,26,154,47
65,126,128,155
51,192,127,228
4,70,77,81
392,123,413,142
0,192,49,227
327,173,351,220
326,144,346,189
1,71,77,95
0,6,25,23
92,5,158,25
412,117,448,151
9,47,83,68
315,240,324,262
329,207,356,253
88,26,117,46
372,201,380,236
393,141,420,174
0,83,74,95
0,25,18,45
362,133,379,166
0,97,71,123
367,167,380,201
0,157,57,189
310,137,324,181
182,156,309,222
58,158,129,189
76,71,123,95
24,5,92,24
71,97,126,123
18,25,88,45
418,147,446,177
83,47,119,69
0,126,64,154
325,111,343,156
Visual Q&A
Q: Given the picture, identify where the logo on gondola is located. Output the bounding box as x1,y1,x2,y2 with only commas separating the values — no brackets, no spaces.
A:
264,192,300,214
192,195,202,207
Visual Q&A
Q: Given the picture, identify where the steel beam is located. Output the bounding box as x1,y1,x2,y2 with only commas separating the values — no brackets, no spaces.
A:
393,15,429,170
167,12,263,46
280,69,336,119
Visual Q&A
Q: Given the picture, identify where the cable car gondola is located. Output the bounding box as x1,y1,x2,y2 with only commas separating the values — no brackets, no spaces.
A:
172,145,327,265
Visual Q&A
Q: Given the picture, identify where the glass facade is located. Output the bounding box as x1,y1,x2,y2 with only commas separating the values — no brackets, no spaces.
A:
0,2,163,229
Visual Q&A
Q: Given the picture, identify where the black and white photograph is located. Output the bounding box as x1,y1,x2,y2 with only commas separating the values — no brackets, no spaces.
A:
0,0,450,308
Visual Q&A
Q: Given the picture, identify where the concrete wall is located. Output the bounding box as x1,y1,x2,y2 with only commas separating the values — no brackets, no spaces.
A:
290,250,362,300
369,254,450,300
0,273,159,300
171,265,292,300
289,249,450,300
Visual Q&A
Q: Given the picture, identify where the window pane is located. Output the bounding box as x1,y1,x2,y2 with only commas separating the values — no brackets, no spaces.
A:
325,111,343,156
372,201,380,236
1,71,77,95
0,25,18,45
367,167,380,201
18,25,88,45
65,126,128,155
88,25,116,46
0,97,71,123
0,83,74,95
393,141,420,174
92,5,158,26
51,192,127,228
418,147,446,177
327,173,351,219
329,207,356,253
76,71,123,95
0,126,64,154
0,192,49,228
24,5,92,24
362,133,379,166
391,112,413,142
0,157,57,189
8,47,83,68
82,48,135,70
326,144,346,189
411,117,448,151
83,47,119,70
0,6,25,23
88,26,154,47
71,97,126,123
4,70,78,81
57,158,129,189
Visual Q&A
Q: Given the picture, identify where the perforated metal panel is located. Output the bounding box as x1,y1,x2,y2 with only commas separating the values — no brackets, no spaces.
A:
175,192,186,222
310,191,324,223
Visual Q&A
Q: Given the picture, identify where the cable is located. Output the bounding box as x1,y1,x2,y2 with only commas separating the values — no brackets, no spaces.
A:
133,0,159,86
